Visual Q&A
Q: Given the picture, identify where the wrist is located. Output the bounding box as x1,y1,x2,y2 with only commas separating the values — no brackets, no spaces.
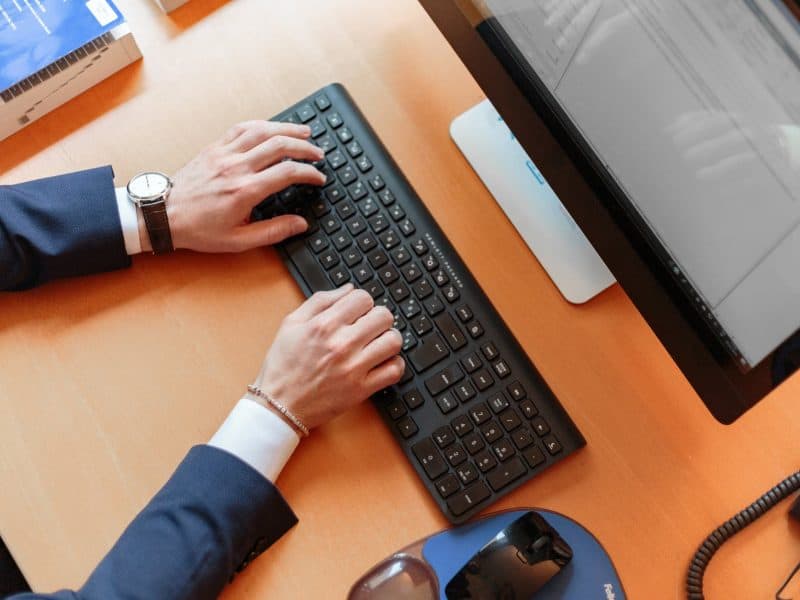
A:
245,384,310,438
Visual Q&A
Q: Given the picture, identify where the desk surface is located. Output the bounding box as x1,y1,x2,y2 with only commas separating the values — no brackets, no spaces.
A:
1,1,799,598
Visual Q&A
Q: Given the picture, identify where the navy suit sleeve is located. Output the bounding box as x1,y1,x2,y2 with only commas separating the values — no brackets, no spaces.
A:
0,166,131,291
12,445,298,600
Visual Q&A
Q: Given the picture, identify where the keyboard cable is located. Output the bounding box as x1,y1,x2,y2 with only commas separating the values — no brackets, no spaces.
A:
685,470,800,599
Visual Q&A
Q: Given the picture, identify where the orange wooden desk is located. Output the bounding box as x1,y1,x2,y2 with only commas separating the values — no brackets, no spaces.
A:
1,1,799,598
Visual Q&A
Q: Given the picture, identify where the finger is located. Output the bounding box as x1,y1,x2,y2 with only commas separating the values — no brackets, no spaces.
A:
223,121,311,152
360,328,403,369
363,356,406,396
245,136,324,171
252,161,326,197
317,288,374,327
232,214,308,250
292,284,354,321
348,305,394,347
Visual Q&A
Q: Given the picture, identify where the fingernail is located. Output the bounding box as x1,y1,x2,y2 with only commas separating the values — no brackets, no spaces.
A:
301,125,311,136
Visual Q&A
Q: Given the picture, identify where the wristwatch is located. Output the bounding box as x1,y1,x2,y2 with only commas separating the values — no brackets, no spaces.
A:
127,171,174,255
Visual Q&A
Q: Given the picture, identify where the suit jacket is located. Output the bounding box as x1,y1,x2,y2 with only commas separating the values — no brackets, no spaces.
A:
2,168,299,597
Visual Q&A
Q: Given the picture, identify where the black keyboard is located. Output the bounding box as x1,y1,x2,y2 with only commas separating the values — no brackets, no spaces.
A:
253,83,586,523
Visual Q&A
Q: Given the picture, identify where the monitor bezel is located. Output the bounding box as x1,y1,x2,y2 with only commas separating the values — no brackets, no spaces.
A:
419,0,797,423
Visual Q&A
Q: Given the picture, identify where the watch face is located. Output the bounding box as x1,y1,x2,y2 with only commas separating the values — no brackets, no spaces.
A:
128,172,170,202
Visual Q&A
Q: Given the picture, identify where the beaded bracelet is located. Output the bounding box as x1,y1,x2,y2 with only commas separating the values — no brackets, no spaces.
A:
246,384,310,438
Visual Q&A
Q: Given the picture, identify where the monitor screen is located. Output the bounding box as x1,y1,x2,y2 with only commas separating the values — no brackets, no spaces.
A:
420,0,800,421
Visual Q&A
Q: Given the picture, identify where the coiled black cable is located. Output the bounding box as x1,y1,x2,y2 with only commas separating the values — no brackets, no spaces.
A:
686,470,800,599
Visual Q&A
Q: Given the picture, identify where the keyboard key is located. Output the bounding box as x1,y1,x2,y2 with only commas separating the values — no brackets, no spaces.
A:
402,330,417,351
343,248,362,267
391,246,411,266
410,314,433,336
445,444,467,467
400,364,414,384
319,250,340,270
310,198,330,218
368,215,388,234
329,267,350,286
543,435,562,455
401,263,422,283
486,456,526,492
389,204,406,221
436,392,459,414
399,219,416,236
332,232,351,251
393,313,406,331
353,265,372,284
511,429,535,450
308,232,329,253
492,439,515,461
443,285,460,303
357,234,378,253
472,368,494,391
456,463,478,485
425,364,464,396
519,400,538,419
400,297,421,319
379,265,400,285
403,388,424,410
434,313,467,351
480,421,503,444
475,449,497,473
435,474,460,499
456,305,473,322
339,165,358,185
390,283,411,303
326,112,344,128
413,278,434,299
433,426,455,448
531,417,550,437
336,126,353,143
309,119,326,138
523,446,546,469
326,185,346,203
378,188,396,205
346,141,363,157
499,408,522,431
462,432,485,455
387,400,407,420
492,359,511,379
336,200,356,220
451,414,473,437
447,481,490,517
447,481,491,517
412,438,447,479
361,197,380,216
467,321,484,339
423,295,445,316
317,134,336,153
328,149,347,169
408,332,448,372
347,218,367,236
368,249,389,269
488,393,509,414
397,416,418,439
481,343,499,361
321,216,341,234
297,103,316,122
411,238,429,255
507,381,527,401
379,229,401,249
314,94,331,111
346,182,367,202
356,156,373,172
433,270,449,287
454,381,476,403
369,174,385,190
469,403,491,425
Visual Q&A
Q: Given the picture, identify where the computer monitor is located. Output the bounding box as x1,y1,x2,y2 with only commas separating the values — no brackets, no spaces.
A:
419,0,800,424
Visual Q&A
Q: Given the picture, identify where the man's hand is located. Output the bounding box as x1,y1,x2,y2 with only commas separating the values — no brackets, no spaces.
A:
254,284,405,431
139,120,326,253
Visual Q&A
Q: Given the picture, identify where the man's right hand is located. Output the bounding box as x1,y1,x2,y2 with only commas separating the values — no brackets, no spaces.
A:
253,284,405,431
144,120,326,254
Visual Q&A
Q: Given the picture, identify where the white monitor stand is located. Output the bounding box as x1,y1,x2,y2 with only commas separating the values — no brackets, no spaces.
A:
451,100,615,304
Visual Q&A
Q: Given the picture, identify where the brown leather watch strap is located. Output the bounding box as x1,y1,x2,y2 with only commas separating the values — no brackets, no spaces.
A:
141,201,174,255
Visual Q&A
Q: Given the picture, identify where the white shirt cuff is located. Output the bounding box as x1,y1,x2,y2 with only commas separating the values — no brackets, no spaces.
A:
208,398,300,483
115,186,142,255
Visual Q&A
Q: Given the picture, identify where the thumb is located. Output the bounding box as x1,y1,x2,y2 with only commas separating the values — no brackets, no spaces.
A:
235,215,308,249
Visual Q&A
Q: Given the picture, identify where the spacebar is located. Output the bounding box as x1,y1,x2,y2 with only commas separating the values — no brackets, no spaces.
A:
285,240,333,294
